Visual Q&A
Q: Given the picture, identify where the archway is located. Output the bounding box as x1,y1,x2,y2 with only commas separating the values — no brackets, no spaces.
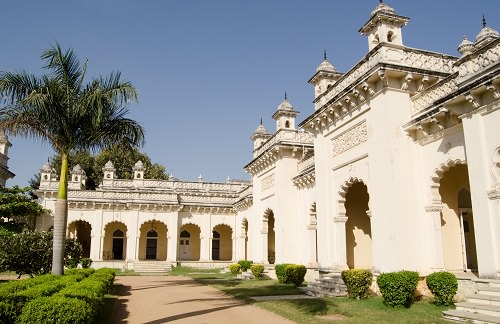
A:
103,222,127,260
264,209,275,264
67,220,92,258
139,220,168,261
212,224,233,261
178,224,201,261
438,163,477,271
344,181,372,269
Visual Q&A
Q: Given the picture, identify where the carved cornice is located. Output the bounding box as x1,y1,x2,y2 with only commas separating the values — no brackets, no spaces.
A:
487,184,500,200
292,169,315,189
425,204,444,213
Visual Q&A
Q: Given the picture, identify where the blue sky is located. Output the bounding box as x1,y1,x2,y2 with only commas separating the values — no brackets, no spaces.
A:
3,0,499,186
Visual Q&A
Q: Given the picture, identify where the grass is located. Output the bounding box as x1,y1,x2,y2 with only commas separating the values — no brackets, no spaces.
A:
175,267,451,323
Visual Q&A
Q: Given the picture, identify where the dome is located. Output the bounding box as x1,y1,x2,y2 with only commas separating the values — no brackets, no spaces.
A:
475,25,500,45
134,160,144,170
72,164,84,173
254,123,269,135
316,59,336,73
371,1,396,16
103,160,115,169
457,36,475,55
277,99,294,111
41,162,52,172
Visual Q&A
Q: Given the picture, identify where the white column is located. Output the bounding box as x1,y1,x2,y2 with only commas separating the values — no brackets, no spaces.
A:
200,234,210,261
307,225,318,268
167,219,178,263
127,210,139,261
425,205,445,272
334,214,348,271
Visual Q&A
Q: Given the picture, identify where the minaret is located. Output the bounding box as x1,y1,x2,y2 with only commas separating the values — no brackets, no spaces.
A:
359,1,409,51
308,51,343,100
272,93,299,131
251,118,271,155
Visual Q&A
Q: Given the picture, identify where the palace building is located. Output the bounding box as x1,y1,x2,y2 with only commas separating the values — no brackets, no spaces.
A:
27,2,500,278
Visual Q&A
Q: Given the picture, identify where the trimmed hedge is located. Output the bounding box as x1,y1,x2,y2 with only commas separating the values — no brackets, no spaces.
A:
341,269,373,299
250,264,265,279
228,263,241,275
238,260,253,272
377,270,419,307
275,263,291,284
425,271,458,306
284,264,307,287
17,295,93,324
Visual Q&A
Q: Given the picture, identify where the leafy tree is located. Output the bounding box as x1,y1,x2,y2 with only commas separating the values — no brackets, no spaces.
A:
0,186,47,231
0,231,81,278
0,43,144,274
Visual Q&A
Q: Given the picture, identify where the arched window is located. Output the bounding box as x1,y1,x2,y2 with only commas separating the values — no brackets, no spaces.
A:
212,231,220,238
113,229,124,237
387,31,394,42
180,230,190,238
285,120,290,128
147,230,158,237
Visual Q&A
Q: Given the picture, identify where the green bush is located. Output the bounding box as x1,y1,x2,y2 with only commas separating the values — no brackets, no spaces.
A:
250,264,265,279
81,258,93,269
275,263,291,283
341,269,373,299
285,264,307,287
238,260,253,272
228,263,241,275
377,270,419,307
425,271,458,306
17,295,93,324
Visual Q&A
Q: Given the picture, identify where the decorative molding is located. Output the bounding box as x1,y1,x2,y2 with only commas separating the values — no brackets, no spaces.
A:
425,204,444,212
261,174,275,192
332,121,367,156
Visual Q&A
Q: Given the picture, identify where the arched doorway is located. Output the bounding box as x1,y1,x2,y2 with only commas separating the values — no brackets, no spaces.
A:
212,224,233,261
264,210,275,264
439,164,477,271
103,222,127,260
146,230,158,260
67,220,91,258
345,181,372,269
178,224,201,261
112,229,125,260
138,220,168,261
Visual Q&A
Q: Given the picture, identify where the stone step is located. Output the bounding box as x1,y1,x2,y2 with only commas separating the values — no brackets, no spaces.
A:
456,302,500,317
475,279,500,289
480,286,500,297
133,262,172,273
468,294,500,307
443,309,500,324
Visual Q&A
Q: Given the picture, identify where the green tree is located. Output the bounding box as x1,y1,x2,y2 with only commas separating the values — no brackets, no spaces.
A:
0,186,47,232
0,43,144,275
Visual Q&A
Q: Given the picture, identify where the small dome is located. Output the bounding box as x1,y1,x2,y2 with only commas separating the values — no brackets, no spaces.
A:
316,59,336,73
41,162,52,172
72,164,84,173
277,99,294,111
371,1,396,16
134,160,144,170
475,25,500,45
104,160,114,169
457,36,475,55
254,123,269,134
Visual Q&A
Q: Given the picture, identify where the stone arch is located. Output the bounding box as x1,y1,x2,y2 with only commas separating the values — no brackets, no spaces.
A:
263,209,275,264
212,224,233,261
139,219,168,261
103,221,128,260
67,220,92,258
179,223,201,261
338,177,372,269
429,158,466,206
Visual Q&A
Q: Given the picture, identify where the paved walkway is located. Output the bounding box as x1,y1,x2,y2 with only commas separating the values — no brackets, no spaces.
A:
110,275,294,324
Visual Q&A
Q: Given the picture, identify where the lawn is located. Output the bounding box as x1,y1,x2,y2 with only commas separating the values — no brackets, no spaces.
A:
174,267,451,324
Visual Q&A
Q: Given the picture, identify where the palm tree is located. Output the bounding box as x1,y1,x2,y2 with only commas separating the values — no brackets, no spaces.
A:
0,43,144,274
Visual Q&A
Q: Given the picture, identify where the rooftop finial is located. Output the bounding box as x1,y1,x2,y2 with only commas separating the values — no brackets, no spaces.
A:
323,50,327,61
379,0,383,3
284,91,287,101
483,14,487,28
260,117,263,125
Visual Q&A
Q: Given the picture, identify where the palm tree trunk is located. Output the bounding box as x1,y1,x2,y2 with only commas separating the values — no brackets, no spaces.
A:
51,153,69,275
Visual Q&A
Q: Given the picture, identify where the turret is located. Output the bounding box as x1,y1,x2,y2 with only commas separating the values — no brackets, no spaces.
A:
271,93,299,131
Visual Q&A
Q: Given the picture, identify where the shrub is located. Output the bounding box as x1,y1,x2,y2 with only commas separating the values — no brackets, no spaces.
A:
341,269,373,299
250,264,265,279
228,263,241,275
285,264,307,287
81,258,93,269
238,260,253,272
425,271,458,306
64,238,82,269
377,270,419,307
17,295,93,324
275,263,291,284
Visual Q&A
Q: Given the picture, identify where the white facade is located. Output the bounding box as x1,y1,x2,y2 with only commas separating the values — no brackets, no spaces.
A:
32,3,500,278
